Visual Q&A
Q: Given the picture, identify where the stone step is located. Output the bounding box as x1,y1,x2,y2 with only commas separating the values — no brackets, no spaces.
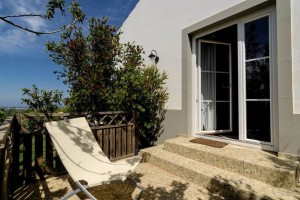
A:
140,145,300,200
163,137,299,190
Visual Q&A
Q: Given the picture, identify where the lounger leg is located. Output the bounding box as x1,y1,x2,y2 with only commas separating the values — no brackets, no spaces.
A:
61,188,82,200
128,177,144,200
75,181,97,200
60,182,97,200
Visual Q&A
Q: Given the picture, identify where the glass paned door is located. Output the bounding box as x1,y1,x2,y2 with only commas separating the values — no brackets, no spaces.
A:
244,16,271,142
200,41,231,132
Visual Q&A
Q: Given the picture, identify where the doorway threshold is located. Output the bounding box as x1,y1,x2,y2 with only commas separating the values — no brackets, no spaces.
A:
195,133,276,152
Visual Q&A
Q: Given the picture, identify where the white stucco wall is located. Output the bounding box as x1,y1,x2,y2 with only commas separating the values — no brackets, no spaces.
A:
291,0,300,113
120,0,245,110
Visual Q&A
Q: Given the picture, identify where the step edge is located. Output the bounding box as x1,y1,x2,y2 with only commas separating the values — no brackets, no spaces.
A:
164,140,299,172
145,146,297,192
147,149,299,198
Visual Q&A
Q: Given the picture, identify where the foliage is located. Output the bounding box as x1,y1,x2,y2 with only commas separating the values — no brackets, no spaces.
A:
106,43,145,110
137,66,168,148
0,108,8,125
0,0,85,35
20,85,63,132
46,17,122,112
114,65,168,148
46,0,85,23
46,17,169,148
21,85,63,113
0,109,7,125
0,108,18,125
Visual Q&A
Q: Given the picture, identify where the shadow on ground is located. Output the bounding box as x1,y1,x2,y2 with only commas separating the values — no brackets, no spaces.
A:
206,175,300,200
11,175,70,200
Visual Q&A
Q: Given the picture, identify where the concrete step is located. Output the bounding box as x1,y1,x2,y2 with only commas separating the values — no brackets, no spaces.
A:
163,137,299,191
140,145,300,200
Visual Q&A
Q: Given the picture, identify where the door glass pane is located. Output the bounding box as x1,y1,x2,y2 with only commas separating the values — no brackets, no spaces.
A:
244,15,271,143
201,43,215,71
200,42,231,132
201,102,230,131
216,44,229,72
216,73,230,101
246,101,271,142
246,59,270,99
201,102,215,131
201,72,215,100
216,102,230,130
245,16,269,60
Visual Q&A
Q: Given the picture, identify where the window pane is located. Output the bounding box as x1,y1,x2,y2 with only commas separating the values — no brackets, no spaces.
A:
216,44,229,72
201,72,215,100
245,16,269,60
246,101,271,142
216,73,230,101
246,59,270,99
201,43,215,71
216,102,230,130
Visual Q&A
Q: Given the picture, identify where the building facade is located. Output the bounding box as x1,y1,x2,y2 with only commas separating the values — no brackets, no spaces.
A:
120,0,300,158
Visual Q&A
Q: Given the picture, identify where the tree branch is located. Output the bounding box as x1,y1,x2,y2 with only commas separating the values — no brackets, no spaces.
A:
2,14,47,19
0,16,79,36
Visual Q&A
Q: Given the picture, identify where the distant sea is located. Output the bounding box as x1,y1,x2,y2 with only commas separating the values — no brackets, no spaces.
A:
0,107,28,110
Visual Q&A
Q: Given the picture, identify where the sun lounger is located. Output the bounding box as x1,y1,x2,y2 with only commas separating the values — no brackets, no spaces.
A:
45,117,142,200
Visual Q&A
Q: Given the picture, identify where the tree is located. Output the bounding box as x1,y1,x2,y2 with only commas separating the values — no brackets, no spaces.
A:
20,85,63,132
21,85,63,113
46,17,169,148
0,0,85,35
46,17,122,112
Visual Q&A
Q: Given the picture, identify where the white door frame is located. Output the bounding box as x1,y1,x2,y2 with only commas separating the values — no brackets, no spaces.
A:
191,6,278,152
197,40,232,134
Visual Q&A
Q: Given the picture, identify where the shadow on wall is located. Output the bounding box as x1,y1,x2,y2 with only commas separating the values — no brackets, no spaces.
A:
157,109,188,145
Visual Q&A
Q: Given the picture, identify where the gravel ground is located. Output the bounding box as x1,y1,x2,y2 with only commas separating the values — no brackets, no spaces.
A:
12,163,223,200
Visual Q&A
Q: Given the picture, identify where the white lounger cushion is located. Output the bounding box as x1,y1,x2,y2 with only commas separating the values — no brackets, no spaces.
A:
45,117,140,187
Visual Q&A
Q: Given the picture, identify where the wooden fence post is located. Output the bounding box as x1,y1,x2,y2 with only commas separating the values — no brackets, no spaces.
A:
0,116,14,200
45,134,54,174
23,134,33,184
34,134,44,180
109,128,116,160
10,115,21,193
133,112,137,154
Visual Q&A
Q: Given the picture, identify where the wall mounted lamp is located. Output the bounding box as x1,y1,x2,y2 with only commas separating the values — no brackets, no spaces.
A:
148,50,159,64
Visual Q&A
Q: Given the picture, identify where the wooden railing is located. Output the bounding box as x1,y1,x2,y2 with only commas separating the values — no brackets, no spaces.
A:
0,116,14,200
0,111,136,200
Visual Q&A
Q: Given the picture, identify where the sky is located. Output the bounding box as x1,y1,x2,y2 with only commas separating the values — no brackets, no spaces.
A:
0,0,139,107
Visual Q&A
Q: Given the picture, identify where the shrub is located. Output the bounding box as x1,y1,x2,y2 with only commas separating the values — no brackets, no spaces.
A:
115,65,168,148
0,108,18,125
0,109,7,125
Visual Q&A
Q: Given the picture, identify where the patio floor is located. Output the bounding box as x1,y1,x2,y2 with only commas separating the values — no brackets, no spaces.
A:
12,163,223,200
11,136,300,199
